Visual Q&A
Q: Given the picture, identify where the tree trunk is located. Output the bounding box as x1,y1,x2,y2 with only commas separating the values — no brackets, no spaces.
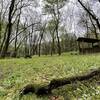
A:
13,3,22,57
0,0,16,58
38,34,43,57
56,0,61,56
56,24,61,56
51,38,55,56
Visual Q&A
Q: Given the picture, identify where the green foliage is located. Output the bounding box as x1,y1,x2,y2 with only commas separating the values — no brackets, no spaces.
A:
0,53,100,99
44,0,67,7
46,19,56,36
43,0,68,14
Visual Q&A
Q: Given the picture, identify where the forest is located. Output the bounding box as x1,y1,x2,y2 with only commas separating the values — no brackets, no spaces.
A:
0,0,100,100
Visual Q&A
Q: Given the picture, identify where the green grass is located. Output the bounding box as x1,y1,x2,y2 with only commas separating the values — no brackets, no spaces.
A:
0,53,100,100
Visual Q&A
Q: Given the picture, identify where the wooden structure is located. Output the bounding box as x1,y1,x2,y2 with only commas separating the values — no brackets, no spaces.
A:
77,37,100,54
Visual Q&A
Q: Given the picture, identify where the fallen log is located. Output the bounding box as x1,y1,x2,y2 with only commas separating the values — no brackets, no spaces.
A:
20,68,100,96
48,68,100,90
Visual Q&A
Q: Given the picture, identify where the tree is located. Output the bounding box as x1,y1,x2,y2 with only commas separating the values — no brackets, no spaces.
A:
44,0,67,55
0,0,9,52
46,20,56,56
78,11,99,39
0,0,40,58
12,0,23,57
38,23,46,57
78,0,100,31
0,0,16,58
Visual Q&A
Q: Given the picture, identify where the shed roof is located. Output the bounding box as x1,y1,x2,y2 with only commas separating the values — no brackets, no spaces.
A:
77,37,100,43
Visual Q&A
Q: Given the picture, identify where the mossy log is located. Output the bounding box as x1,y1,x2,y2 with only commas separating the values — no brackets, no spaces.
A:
20,68,100,96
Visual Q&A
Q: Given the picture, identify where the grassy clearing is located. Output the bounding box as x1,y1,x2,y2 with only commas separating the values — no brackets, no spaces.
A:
0,53,100,100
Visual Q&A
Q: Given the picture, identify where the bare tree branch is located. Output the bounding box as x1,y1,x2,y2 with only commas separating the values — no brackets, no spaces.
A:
78,0,100,30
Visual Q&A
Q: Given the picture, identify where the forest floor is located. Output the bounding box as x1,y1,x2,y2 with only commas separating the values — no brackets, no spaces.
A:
0,53,100,100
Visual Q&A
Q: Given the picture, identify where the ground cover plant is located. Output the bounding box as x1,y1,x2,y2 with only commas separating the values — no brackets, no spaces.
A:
0,53,100,100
